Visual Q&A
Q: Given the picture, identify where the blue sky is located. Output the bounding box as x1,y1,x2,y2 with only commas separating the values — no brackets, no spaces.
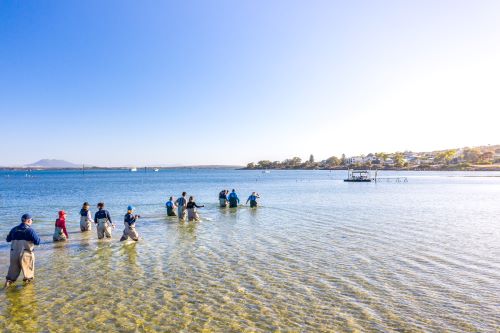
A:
1,0,499,166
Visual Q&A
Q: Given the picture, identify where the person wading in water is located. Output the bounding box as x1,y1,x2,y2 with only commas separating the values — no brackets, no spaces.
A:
79,202,94,231
94,202,115,239
246,192,260,208
53,210,69,242
228,189,240,208
175,192,187,220
166,196,177,216
120,205,141,241
4,213,41,288
186,196,205,221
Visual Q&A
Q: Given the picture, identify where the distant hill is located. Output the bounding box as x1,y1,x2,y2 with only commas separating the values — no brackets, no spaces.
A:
26,159,81,168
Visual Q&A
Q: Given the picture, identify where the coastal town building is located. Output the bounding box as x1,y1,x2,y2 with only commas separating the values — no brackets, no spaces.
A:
363,155,377,164
346,156,364,165
384,158,394,165
418,157,435,165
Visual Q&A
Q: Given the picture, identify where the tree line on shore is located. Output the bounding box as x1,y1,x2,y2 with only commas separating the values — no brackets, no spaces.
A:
244,146,500,170
245,155,343,170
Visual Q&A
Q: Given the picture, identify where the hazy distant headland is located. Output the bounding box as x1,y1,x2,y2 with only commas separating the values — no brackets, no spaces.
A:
25,159,81,168
244,145,500,171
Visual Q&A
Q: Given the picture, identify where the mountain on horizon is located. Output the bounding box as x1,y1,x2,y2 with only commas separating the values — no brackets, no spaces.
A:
26,159,81,168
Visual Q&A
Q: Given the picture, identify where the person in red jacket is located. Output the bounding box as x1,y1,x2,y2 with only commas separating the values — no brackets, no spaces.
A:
53,210,69,242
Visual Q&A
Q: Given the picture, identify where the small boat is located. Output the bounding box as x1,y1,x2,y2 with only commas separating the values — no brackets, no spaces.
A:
344,169,373,182
262,170,271,174
154,168,159,172
130,168,137,172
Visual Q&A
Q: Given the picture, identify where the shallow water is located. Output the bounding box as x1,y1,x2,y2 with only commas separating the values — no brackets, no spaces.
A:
0,169,499,332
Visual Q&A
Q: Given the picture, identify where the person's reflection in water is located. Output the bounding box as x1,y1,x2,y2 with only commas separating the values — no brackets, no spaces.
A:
218,206,233,218
221,205,239,223
177,220,198,241
119,242,148,290
120,241,138,266
4,283,39,332
95,241,113,279
51,241,70,278
79,227,93,248
249,207,258,218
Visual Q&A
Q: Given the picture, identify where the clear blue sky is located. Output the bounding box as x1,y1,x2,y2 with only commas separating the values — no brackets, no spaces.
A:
1,0,499,166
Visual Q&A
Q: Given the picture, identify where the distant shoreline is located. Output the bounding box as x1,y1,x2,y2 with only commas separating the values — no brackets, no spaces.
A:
1,165,500,172
239,165,500,172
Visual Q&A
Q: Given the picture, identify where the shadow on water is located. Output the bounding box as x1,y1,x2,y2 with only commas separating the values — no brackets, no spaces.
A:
4,283,38,332
94,241,113,276
217,206,242,221
248,207,259,217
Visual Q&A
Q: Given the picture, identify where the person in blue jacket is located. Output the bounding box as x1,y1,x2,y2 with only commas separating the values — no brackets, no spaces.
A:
246,192,260,208
228,189,240,208
4,213,41,288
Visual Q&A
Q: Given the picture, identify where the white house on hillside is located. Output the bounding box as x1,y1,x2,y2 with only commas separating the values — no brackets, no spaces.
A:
346,156,364,165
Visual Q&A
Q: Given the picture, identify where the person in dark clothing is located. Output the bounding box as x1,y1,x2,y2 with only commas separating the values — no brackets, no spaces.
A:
80,202,94,231
4,213,41,288
94,202,114,239
120,205,140,241
186,196,204,221
219,190,229,207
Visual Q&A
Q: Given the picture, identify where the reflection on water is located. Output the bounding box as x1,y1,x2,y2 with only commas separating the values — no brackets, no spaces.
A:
3,284,38,332
0,169,499,331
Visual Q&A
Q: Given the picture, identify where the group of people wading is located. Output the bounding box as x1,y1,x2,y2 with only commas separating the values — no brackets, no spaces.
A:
218,189,260,208
166,189,260,220
165,192,205,221
3,189,260,288
53,202,140,242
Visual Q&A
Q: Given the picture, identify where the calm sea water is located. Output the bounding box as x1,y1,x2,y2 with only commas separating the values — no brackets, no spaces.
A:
0,169,499,332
